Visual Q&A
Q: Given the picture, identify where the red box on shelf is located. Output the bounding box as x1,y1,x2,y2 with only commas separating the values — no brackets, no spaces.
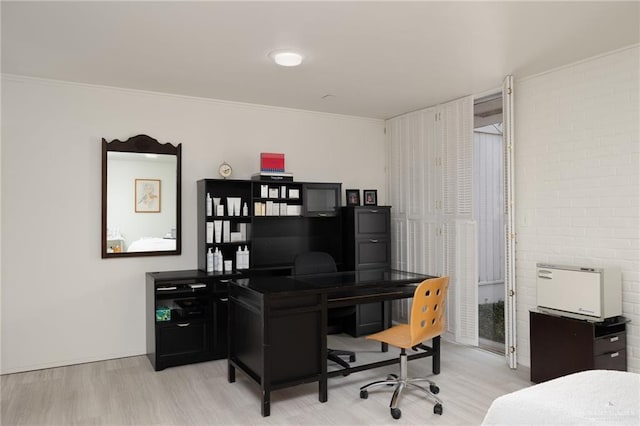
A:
260,153,285,172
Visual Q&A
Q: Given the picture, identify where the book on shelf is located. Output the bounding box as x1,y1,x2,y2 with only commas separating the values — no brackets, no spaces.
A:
251,172,294,182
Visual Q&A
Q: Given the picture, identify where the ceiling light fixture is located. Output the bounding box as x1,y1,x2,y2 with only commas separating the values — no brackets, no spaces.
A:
269,50,304,67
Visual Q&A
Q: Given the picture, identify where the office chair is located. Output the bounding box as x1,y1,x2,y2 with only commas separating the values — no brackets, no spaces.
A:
358,276,449,420
293,251,356,370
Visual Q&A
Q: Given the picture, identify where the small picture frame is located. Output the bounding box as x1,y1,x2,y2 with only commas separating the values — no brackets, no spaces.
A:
135,179,161,213
346,189,360,206
363,189,377,206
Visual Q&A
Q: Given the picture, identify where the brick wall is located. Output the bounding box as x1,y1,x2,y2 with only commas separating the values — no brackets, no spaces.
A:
514,45,639,372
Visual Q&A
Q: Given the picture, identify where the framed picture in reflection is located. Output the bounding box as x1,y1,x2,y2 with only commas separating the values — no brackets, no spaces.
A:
135,179,161,213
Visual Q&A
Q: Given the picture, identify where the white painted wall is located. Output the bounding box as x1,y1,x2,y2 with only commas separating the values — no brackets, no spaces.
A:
514,46,639,372
1,76,385,373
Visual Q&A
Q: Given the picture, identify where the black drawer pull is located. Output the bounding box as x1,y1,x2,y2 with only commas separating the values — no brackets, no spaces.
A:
176,322,191,327
369,239,379,243
219,279,231,283
369,209,379,213
610,352,619,358
220,298,229,302
610,336,619,343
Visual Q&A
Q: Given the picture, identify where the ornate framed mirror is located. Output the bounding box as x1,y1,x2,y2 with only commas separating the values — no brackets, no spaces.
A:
101,134,182,258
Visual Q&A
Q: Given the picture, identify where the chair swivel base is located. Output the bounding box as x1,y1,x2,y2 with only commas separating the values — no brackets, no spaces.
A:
358,349,443,420
328,349,356,373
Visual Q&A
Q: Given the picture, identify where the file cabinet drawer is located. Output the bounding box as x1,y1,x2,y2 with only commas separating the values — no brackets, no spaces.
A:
355,238,391,269
354,208,390,238
594,332,626,355
594,349,626,371
158,319,208,357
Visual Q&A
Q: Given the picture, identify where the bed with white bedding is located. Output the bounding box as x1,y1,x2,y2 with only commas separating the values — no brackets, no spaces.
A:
482,370,640,425
127,237,176,252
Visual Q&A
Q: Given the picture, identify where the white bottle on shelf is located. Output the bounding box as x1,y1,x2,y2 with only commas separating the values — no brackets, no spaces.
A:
206,248,214,272
206,193,213,216
243,245,250,269
242,202,248,216
216,248,224,272
236,246,243,269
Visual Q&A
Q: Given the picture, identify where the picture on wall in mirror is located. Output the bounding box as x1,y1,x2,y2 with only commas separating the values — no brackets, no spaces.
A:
363,189,377,206
135,179,161,213
346,189,360,206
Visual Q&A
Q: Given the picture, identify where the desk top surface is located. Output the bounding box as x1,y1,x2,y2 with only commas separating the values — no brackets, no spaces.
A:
231,269,434,295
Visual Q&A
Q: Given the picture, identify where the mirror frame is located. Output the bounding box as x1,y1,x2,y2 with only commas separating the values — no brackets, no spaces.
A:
101,134,182,258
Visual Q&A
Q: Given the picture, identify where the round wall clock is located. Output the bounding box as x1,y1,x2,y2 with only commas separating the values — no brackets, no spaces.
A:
219,162,232,178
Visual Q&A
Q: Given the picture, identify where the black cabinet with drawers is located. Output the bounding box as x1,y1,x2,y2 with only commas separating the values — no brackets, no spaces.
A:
342,206,392,336
146,270,238,371
529,310,627,383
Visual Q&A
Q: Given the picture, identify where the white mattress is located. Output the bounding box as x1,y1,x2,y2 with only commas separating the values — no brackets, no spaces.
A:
482,370,640,425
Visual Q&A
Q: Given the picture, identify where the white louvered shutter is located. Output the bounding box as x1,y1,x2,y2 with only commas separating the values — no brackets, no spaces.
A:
441,101,458,216
442,221,456,335
408,110,425,218
455,220,479,346
386,96,476,340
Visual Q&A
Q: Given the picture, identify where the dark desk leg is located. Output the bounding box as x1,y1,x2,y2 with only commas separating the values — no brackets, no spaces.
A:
382,301,391,353
228,362,236,383
432,336,441,374
320,294,328,403
261,390,270,417
319,380,327,403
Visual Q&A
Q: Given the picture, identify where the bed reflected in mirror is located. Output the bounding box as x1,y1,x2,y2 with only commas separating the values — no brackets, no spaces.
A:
102,135,181,258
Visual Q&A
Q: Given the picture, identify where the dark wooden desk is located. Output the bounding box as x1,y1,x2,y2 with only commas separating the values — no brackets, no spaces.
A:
227,269,436,416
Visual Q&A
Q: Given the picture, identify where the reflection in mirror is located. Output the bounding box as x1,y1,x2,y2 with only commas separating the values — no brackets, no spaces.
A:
102,135,181,258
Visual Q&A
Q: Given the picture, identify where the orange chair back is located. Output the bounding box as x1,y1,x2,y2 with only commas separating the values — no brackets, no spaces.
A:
409,276,449,347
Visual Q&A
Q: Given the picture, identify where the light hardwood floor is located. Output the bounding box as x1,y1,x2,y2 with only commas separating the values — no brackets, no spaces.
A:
1,337,531,425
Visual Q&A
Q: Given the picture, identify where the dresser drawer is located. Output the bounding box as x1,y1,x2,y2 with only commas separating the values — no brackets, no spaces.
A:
594,332,626,355
594,349,626,371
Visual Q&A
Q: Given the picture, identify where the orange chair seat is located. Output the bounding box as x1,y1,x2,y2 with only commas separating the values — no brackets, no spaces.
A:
366,324,415,349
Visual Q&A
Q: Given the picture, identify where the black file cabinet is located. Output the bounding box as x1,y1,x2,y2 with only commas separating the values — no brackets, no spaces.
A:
146,270,236,371
342,206,392,336
529,311,627,383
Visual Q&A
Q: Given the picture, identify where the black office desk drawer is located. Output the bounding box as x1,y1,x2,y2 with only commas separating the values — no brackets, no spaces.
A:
157,319,210,367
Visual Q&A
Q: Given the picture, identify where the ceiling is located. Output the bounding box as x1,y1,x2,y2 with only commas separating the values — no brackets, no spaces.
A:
2,1,638,119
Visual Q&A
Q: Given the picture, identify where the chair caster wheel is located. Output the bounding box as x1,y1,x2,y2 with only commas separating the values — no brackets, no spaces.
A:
349,354,356,362
386,373,398,385
434,403,443,415
360,390,368,399
390,407,401,419
430,384,440,394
